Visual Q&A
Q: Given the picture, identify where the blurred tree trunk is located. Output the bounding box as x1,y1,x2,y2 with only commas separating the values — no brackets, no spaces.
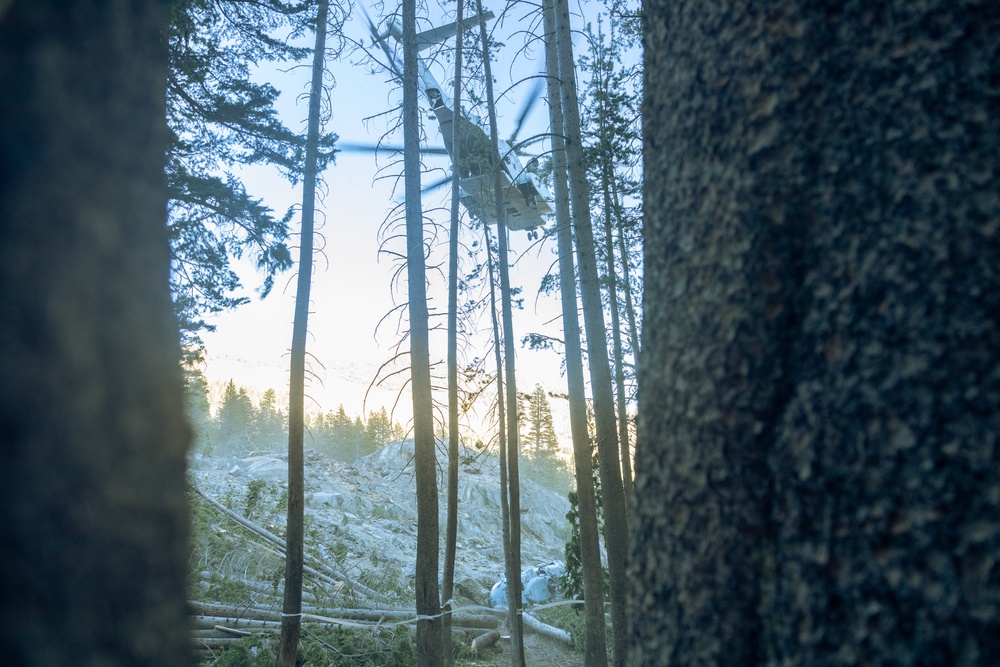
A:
0,1,192,664
542,1,608,665
403,0,443,662
277,1,328,664
634,1,1000,664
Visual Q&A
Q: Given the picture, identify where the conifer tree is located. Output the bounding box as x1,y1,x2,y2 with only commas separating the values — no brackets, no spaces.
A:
442,2,466,661
579,16,642,513
215,379,256,453
166,0,332,347
366,407,395,449
256,388,286,448
184,366,213,449
522,384,560,457
520,384,569,492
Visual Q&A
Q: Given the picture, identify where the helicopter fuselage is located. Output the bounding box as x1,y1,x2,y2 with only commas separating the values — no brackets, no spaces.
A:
366,9,551,232
429,104,552,231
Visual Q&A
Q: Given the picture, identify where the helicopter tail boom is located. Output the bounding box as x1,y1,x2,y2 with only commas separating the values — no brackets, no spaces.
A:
415,11,494,51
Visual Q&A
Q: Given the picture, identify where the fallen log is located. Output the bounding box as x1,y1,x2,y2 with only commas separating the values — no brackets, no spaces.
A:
188,601,498,630
192,627,263,639
214,625,254,637
193,487,383,600
192,637,249,651
471,629,501,653
188,601,283,623
298,607,498,629
191,615,284,630
522,611,573,647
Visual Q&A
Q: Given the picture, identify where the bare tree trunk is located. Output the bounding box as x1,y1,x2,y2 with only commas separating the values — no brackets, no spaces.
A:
551,0,630,663
442,2,465,663
0,2,191,664
588,25,634,516
600,155,634,523
608,176,640,364
277,3,328,664
484,225,517,658
498,218,526,667
402,0,443,662
635,1,1000,664
476,5,525,664
542,2,608,665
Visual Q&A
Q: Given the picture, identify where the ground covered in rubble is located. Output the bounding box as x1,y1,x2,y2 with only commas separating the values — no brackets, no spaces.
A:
189,441,586,665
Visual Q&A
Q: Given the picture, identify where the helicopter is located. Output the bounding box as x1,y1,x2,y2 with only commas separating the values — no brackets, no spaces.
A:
346,5,553,238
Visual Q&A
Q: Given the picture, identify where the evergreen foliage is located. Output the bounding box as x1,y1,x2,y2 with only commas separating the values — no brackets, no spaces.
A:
189,378,405,461
518,385,572,493
213,379,261,453
520,384,560,456
308,405,405,462
166,0,338,346
562,426,606,601
197,619,414,667
184,366,213,449
578,15,643,368
256,388,286,448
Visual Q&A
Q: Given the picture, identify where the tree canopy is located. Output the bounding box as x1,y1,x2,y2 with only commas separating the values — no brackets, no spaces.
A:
166,0,338,348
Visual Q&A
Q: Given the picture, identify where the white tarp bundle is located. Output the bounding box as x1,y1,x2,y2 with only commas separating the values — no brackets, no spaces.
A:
490,560,565,607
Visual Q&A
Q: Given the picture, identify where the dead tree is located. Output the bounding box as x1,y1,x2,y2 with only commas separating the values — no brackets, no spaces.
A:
402,0,444,663
277,2,329,665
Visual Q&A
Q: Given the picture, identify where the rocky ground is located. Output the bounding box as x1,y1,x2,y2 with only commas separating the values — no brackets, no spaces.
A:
189,439,574,623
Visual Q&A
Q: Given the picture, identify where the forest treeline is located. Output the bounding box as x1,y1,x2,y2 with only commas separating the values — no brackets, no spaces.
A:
186,371,573,492
184,371,404,460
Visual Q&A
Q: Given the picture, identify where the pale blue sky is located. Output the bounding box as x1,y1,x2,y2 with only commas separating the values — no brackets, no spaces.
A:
199,0,617,441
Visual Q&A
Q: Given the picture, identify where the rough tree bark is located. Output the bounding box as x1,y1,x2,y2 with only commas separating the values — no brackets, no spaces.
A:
542,1,609,665
277,2,328,664
634,1,1000,664
402,0,443,662
0,1,192,664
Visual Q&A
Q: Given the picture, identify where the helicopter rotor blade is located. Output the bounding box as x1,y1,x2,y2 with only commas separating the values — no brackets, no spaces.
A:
338,141,449,156
508,78,544,146
421,172,454,194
